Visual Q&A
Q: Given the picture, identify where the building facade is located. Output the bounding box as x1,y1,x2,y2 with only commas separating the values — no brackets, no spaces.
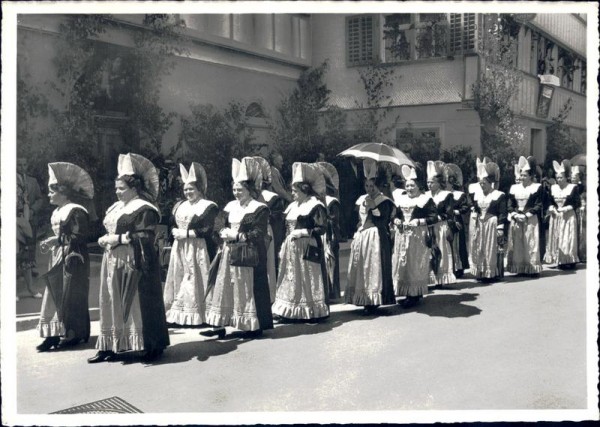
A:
312,12,587,160
18,12,587,168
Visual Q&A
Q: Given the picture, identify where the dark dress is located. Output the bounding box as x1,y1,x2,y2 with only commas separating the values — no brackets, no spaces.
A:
261,190,286,273
346,194,395,306
272,197,329,320
163,199,218,326
324,196,342,300
97,198,170,353
38,204,90,342
506,183,543,274
450,191,470,274
425,190,457,285
205,200,273,331
471,190,508,279
392,194,438,297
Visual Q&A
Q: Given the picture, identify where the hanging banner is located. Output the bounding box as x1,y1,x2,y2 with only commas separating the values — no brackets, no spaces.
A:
536,74,560,118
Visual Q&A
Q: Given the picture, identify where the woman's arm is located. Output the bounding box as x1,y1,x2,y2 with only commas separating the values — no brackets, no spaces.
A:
190,204,219,238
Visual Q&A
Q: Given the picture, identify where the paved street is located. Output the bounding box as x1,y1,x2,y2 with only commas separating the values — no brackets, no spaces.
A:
14,244,590,415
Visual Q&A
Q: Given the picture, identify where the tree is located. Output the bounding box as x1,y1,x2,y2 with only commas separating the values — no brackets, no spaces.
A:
353,64,400,143
472,13,527,184
544,98,586,172
176,102,257,207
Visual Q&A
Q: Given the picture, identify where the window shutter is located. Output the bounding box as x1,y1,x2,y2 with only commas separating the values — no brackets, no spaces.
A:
347,15,375,66
449,13,477,54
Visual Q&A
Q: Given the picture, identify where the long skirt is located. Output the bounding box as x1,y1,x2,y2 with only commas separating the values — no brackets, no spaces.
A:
471,216,502,279
266,224,277,303
322,235,341,301
163,237,210,325
429,221,456,285
468,213,477,268
97,245,169,352
577,207,586,262
272,235,329,319
204,243,263,331
38,246,90,340
506,215,543,274
543,210,579,266
451,221,469,273
392,226,431,297
346,227,394,306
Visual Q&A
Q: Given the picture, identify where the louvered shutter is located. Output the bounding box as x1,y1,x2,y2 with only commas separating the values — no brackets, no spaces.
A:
347,15,376,66
449,13,478,54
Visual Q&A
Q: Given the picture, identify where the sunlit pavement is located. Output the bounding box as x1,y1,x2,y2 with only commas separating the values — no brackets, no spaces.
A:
15,243,588,414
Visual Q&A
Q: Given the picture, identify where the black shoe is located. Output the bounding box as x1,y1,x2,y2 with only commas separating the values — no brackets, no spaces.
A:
58,337,86,348
199,328,226,339
402,297,420,308
36,337,60,352
242,330,263,339
141,349,164,363
87,350,115,364
434,284,443,289
455,270,464,279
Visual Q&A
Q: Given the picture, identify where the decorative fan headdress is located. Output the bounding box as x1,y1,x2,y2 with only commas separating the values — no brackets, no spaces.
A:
426,160,446,181
517,156,536,174
316,162,339,197
552,159,572,178
117,153,160,202
444,163,463,187
363,158,378,180
476,160,500,184
179,162,208,194
48,162,94,200
401,164,418,181
292,162,326,198
232,157,262,191
253,156,272,185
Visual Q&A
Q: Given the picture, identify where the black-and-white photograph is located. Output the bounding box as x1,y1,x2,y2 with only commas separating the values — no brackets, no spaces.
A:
2,1,598,425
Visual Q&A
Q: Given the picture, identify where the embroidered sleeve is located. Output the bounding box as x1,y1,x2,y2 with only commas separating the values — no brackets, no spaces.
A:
242,206,269,244
190,204,219,238
523,186,542,216
59,208,89,248
423,199,438,226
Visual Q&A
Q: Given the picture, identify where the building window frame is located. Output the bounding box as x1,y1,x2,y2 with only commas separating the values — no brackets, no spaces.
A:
346,14,379,67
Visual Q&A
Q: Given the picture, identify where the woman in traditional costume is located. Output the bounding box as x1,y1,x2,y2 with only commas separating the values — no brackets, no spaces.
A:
470,160,508,281
254,156,285,303
163,162,218,326
543,160,580,269
345,159,395,314
272,162,329,321
89,153,169,363
506,156,543,276
571,165,586,263
392,165,437,308
202,157,273,339
36,162,93,351
444,163,470,278
425,161,457,287
467,157,491,268
316,162,342,301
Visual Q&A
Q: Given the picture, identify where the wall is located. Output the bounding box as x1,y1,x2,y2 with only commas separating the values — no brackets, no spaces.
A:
17,14,307,154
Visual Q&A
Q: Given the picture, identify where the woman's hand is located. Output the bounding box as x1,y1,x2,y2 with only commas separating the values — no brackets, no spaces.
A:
393,218,402,227
408,219,420,227
220,228,237,242
42,236,59,248
172,228,187,240
548,205,557,215
290,229,307,240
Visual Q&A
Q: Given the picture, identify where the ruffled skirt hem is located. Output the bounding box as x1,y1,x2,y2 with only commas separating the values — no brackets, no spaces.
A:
506,262,543,274
344,292,387,307
96,333,146,353
37,321,65,338
271,300,329,320
204,311,260,331
166,310,204,326
429,272,456,285
395,283,428,297
472,266,502,279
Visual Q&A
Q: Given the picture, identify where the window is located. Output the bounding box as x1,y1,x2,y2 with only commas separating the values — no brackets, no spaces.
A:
246,102,265,118
449,13,477,54
383,13,450,63
347,15,377,66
